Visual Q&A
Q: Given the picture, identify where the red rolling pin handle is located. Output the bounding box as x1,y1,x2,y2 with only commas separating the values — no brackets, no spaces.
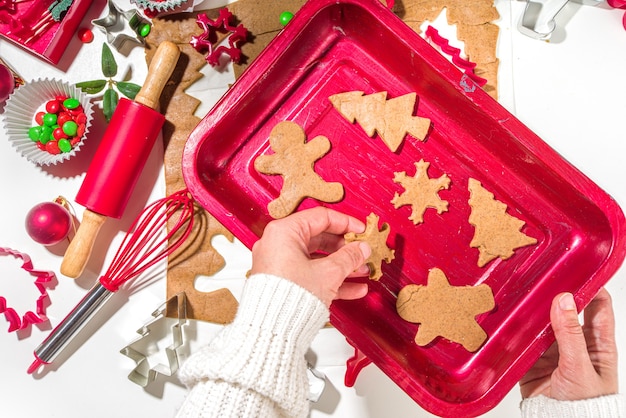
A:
61,41,180,279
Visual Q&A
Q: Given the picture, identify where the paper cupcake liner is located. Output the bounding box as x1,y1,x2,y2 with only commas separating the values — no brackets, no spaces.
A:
2,78,94,166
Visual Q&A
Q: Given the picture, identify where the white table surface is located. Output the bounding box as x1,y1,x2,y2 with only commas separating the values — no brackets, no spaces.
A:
1,1,625,417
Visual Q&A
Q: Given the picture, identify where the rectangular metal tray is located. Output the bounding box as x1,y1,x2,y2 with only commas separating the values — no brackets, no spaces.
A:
182,0,626,415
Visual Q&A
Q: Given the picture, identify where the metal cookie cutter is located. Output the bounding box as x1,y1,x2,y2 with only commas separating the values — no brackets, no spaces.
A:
92,0,147,51
120,292,188,387
518,0,603,40
307,364,326,403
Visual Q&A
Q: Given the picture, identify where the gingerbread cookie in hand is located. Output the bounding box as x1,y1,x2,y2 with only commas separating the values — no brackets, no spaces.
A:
254,121,344,218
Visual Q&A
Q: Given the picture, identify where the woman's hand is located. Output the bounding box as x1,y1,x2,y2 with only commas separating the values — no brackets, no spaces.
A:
250,207,372,306
520,288,618,401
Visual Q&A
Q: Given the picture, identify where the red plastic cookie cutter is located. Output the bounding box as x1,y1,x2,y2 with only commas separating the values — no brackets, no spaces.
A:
190,8,248,67
0,247,56,332
424,26,487,87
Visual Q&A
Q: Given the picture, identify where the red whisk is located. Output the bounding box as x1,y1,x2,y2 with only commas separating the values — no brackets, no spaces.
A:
28,189,195,374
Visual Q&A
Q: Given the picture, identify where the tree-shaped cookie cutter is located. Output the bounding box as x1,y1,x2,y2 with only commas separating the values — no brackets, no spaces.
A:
120,292,188,387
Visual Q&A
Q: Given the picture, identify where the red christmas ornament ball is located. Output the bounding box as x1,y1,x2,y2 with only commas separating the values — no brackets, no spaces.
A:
25,201,72,246
0,63,14,102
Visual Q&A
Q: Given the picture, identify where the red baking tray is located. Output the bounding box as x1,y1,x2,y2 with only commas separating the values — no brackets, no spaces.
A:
182,0,626,415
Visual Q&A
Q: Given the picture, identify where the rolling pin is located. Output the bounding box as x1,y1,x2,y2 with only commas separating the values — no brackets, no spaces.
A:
60,41,180,278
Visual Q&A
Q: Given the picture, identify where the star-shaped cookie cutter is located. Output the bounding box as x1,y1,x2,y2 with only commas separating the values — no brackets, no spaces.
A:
92,0,147,51
120,292,188,387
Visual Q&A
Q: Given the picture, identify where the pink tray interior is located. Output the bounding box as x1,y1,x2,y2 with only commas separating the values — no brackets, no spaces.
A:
182,0,626,415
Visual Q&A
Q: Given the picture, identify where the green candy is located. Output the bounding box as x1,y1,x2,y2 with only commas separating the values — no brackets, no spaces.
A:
139,23,151,37
39,126,53,143
42,113,57,126
28,126,42,141
58,138,72,153
62,120,78,136
63,98,80,110
279,11,294,26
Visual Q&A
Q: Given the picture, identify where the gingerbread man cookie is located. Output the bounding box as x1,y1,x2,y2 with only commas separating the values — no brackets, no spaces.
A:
396,267,495,352
254,121,344,219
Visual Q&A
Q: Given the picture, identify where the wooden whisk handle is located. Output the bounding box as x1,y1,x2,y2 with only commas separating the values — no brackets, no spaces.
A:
60,210,107,278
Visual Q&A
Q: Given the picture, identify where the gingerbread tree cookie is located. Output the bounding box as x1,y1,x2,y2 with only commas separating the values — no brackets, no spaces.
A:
391,159,451,224
329,91,431,152
468,178,537,267
344,213,395,280
254,121,344,219
396,267,495,352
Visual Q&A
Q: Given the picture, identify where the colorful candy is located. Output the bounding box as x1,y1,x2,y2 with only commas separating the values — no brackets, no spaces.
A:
28,96,87,155
279,11,294,26
78,28,94,43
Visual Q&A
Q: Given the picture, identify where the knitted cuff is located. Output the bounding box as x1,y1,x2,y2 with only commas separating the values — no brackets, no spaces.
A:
521,394,626,418
178,273,329,418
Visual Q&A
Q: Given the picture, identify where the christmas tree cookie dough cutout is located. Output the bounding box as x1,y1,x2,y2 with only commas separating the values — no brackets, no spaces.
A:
344,213,395,280
329,91,431,152
396,267,495,352
391,159,451,224
254,121,344,219
468,178,537,267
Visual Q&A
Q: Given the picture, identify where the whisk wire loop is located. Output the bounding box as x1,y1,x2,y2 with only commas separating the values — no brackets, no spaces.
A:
100,189,195,292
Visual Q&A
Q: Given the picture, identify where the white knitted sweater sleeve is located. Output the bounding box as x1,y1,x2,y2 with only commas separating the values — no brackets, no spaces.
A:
175,273,329,418
521,394,626,418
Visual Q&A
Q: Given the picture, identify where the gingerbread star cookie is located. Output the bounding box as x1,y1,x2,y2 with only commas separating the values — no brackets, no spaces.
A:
468,178,537,267
391,159,451,224
254,121,344,219
396,267,495,352
344,213,395,280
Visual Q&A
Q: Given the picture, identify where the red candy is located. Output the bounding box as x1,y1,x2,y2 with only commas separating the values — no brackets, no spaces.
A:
78,28,94,43
35,111,45,125
45,141,61,155
45,100,61,114
57,112,72,126
75,113,87,124
53,127,68,140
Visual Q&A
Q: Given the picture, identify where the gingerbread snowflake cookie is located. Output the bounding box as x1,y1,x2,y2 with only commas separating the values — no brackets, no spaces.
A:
396,268,495,352
468,178,537,267
344,213,395,280
254,121,344,219
391,159,451,224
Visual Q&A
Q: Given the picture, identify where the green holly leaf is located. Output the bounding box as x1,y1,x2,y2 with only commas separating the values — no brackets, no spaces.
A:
101,43,118,78
116,81,141,99
103,87,119,122
75,79,107,94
